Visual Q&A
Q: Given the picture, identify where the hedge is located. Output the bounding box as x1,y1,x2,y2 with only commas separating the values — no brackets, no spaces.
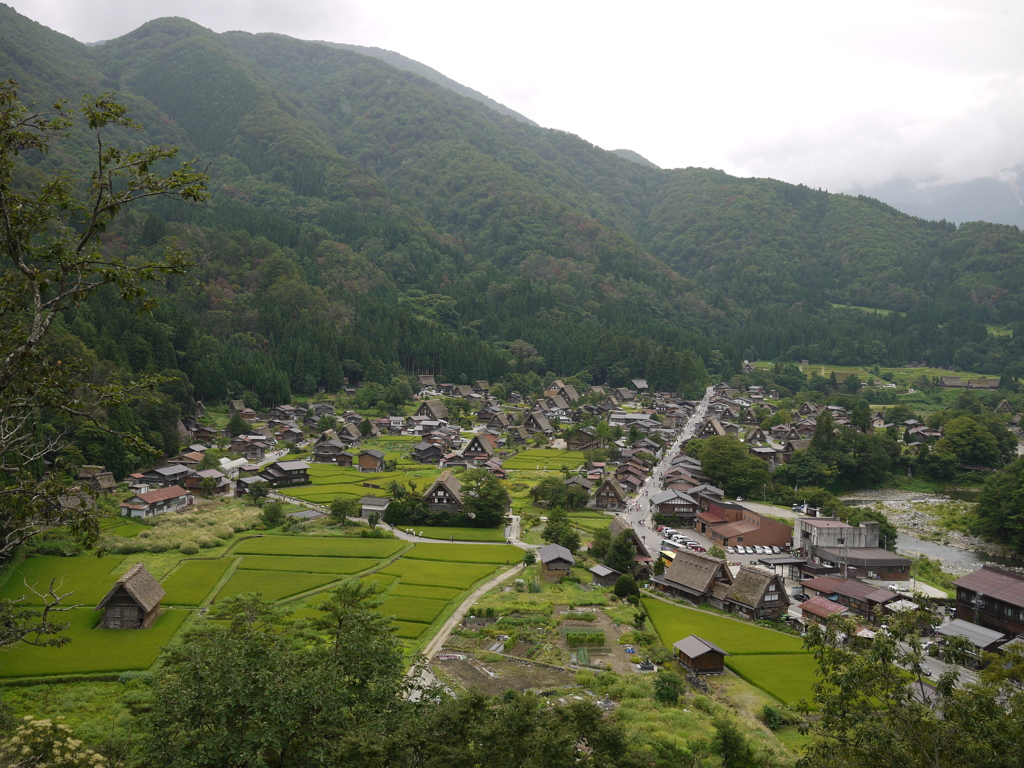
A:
565,630,606,647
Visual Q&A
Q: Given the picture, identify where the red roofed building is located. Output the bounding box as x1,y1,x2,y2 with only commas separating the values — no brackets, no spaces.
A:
119,485,193,518
799,576,897,621
799,595,850,625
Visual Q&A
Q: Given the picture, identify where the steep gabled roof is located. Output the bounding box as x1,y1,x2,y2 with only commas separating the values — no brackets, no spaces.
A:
95,563,165,612
726,567,783,609
662,549,732,595
424,469,462,501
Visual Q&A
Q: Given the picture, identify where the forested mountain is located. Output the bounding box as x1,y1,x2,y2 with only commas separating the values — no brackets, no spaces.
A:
3,3,1024,413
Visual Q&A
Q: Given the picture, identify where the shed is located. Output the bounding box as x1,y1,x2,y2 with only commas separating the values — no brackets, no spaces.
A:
673,634,730,675
95,564,165,629
538,543,575,582
588,564,622,587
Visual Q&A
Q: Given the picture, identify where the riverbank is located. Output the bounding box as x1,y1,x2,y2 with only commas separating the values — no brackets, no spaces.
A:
841,490,1024,575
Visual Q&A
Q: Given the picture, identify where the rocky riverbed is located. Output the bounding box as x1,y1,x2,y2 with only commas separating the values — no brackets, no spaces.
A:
841,490,1023,575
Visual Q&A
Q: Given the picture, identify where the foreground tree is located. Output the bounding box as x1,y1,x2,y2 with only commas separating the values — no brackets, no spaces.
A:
800,608,1024,768
0,80,207,647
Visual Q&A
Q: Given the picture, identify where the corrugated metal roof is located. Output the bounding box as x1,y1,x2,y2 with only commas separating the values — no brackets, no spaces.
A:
936,618,1006,648
953,566,1024,609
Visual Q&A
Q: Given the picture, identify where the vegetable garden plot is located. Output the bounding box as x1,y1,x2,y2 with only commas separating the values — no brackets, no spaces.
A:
238,555,379,575
642,598,807,655
233,536,404,559
378,596,449,624
402,543,523,564
216,570,340,602
0,556,125,606
380,559,496,589
0,608,189,678
160,558,234,605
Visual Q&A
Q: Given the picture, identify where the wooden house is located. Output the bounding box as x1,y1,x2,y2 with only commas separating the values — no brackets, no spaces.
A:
673,634,730,675
415,399,449,421
95,564,165,629
593,478,627,511
357,449,386,473
258,460,310,487
120,485,193,518
423,469,463,513
724,567,790,620
653,549,733,608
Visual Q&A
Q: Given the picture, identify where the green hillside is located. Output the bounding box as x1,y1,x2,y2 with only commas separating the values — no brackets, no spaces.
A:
3,3,1024,418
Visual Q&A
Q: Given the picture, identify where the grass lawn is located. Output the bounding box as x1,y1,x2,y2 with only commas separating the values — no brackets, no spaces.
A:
642,598,806,655
403,543,524,564
406,526,506,542
0,608,189,678
216,569,341,602
381,559,497,589
378,595,449,623
726,654,821,708
160,558,235,605
0,556,125,606
238,555,380,575
388,583,460,600
232,535,405,559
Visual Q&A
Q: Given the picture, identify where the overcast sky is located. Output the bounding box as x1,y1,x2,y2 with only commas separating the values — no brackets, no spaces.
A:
9,0,1024,192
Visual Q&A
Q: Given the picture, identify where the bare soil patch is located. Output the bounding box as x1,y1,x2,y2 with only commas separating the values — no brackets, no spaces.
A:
432,657,576,695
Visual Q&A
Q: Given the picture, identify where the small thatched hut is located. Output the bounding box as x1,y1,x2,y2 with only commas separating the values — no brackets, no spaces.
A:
95,563,165,629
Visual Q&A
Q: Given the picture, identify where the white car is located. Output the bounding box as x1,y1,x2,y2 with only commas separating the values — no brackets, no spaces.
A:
725,546,735,555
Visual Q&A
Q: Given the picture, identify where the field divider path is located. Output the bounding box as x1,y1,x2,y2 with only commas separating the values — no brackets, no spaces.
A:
411,563,525,687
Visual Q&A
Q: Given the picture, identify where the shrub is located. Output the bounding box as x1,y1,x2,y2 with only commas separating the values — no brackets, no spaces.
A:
179,541,200,555
146,541,172,553
118,671,153,685
614,575,640,599
197,536,218,549
692,695,715,713
760,704,799,730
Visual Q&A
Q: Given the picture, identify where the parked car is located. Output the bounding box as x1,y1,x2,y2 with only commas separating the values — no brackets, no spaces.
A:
771,545,782,554
792,593,810,603
725,546,735,555
752,545,765,555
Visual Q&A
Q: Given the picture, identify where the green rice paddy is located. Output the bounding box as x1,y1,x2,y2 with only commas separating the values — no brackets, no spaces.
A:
233,536,405,559
642,598,806,655
405,526,506,542
0,556,125,606
725,654,820,707
0,608,189,678
380,559,497,589
403,543,524,564
378,595,449,624
502,449,587,471
160,558,234,605
392,621,430,639
216,570,341,602
388,583,460,600
238,555,380,575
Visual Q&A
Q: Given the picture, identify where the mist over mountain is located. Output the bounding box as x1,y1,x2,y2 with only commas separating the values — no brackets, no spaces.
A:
2,2,1024,410
851,172,1024,229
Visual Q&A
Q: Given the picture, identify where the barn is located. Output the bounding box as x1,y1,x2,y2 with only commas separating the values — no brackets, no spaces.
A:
95,563,165,629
